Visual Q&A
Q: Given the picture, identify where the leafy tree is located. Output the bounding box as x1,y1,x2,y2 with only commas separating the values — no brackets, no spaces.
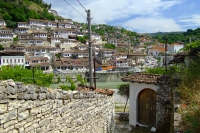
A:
56,76,61,83
144,67,166,74
66,76,76,91
76,74,86,86
117,83,129,113
76,36,86,43
0,44,4,50
13,37,18,41
103,43,116,49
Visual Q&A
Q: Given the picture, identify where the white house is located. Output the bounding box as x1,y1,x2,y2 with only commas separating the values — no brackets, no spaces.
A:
167,43,184,53
14,27,29,34
0,51,25,66
29,19,54,29
0,19,6,27
25,56,50,70
31,31,48,40
98,49,117,58
148,46,165,57
18,38,44,46
61,50,89,58
17,22,30,28
121,73,162,127
0,28,14,43
50,28,68,39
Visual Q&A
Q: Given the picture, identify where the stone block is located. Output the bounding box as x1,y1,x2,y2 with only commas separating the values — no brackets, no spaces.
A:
0,103,7,114
46,92,56,99
39,118,50,127
30,107,41,115
39,87,48,93
7,86,17,95
24,94,36,100
1,125,14,133
8,81,16,87
0,86,6,94
25,123,38,132
4,119,18,128
18,110,29,121
0,109,17,124
24,121,34,128
8,100,21,111
27,85,35,94
38,93,46,100
8,94,18,99
55,91,63,99
18,85,27,93
8,129,18,133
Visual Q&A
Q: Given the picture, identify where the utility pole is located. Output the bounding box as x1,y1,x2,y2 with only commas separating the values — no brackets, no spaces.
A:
87,10,93,88
165,38,168,73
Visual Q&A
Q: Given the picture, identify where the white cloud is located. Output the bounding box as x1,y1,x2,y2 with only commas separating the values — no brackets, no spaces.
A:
179,15,200,27
121,17,184,33
43,0,185,32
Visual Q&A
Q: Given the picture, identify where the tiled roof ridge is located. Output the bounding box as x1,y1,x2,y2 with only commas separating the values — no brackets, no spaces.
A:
121,73,162,84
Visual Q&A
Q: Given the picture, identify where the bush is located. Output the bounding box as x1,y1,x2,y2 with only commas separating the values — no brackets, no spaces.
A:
0,65,54,87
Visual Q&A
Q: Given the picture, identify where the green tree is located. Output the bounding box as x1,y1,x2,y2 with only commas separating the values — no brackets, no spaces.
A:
76,74,86,86
103,43,116,49
117,83,129,113
0,44,4,50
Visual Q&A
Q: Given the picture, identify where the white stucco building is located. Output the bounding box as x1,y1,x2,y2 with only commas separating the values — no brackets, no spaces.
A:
121,73,161,127
0,51,25,66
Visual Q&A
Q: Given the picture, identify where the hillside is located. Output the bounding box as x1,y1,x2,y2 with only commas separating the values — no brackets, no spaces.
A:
144,31,185,37
149,28,200,44
0,0,56,28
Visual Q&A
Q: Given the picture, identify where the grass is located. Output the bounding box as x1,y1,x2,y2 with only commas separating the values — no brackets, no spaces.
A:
115,105,129,113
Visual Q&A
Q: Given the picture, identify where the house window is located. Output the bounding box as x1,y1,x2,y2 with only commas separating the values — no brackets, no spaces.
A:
14,59,16,63
25,62,29,65
3,59,5,63
42,49,45,52
22,59,24,63
32,60,38,63
18,59,20,62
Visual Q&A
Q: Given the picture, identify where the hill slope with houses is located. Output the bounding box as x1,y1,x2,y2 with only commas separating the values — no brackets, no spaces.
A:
0,0,186,73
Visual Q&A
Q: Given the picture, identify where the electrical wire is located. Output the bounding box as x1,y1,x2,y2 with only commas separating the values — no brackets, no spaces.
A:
63,0,86,19
76,0,87,12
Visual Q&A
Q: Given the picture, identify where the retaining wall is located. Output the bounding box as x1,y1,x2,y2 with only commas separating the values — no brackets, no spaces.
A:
0,79,115,133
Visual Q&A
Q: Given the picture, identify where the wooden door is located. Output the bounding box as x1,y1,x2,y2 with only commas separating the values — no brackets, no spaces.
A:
138,89,156,126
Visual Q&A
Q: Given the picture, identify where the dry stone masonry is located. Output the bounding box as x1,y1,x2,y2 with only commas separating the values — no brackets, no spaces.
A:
156,75,173,131
0,79,115,133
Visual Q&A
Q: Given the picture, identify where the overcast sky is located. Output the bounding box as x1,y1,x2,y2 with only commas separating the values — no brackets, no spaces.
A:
43,0,200,33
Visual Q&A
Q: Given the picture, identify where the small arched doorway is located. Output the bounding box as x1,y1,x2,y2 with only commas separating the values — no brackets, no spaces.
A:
138,88,156,126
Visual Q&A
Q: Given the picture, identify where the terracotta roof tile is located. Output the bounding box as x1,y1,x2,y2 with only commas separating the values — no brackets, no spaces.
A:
121,73,161,84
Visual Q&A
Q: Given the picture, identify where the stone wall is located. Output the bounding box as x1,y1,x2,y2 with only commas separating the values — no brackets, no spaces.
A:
156,75,173,132
0,79,115,133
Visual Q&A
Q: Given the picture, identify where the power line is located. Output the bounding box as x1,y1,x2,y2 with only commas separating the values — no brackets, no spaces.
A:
76,0,87,12
63,0,86,19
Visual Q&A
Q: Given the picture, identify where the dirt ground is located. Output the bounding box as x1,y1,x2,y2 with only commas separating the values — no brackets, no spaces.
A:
115,120,151,133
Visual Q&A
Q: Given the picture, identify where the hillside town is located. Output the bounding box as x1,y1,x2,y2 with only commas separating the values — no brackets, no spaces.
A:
1,0,200,133
0,17,184,74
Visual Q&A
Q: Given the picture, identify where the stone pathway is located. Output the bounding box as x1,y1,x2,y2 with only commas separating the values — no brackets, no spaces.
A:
114,121,151,133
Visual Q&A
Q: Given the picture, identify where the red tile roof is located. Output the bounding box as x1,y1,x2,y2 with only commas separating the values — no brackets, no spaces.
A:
121,73,162,84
